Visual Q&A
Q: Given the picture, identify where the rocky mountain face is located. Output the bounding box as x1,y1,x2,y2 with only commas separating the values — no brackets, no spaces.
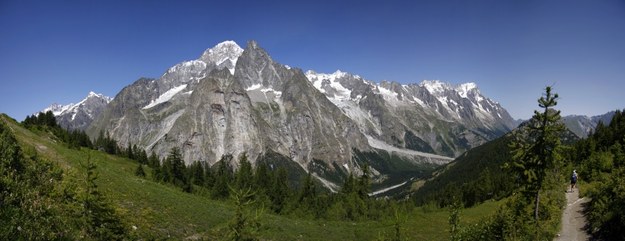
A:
305,71,516,157
42,91,112,130
562,111,616,138
85,40,515,189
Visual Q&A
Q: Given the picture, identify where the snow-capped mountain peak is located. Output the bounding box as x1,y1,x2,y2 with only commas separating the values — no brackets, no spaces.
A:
43,103,74,116
305,69,349,82
40,91,112,130
86,91,113,102
455,82,479,98
304,69,514,136
420,80,452,95
199,40,244,74
305,70,365,101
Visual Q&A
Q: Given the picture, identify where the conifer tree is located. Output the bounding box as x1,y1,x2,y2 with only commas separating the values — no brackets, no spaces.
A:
341,173,356,194
137,148,148,164
82,156,127,240
168,147,186,185
228,187,260,241
508,86,565,227
126,142,134,159
151,158,163,182
190,161,205,186
297,173,317,209
269,167,289,213
212,155,233,199
235,153,253,190
203,161,215,188
148,151,160,168
135,164,146,177
357,164,371,199
254,162,271,192
161,157,173,183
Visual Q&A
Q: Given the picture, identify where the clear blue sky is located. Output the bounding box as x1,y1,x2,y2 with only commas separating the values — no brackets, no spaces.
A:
1,0,624,120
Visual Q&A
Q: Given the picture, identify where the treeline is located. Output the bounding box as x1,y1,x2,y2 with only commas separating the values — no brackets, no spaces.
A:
413,134,516,208
571,109,625,240
92,129,150,166
23,111,92,149
23,111,148,164
1,118,127,240
142,147,401,221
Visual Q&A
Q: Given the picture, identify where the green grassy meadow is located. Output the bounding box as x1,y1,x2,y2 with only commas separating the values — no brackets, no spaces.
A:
2,115,500,240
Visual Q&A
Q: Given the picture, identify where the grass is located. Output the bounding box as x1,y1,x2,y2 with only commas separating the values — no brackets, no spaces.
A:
2,114,501,240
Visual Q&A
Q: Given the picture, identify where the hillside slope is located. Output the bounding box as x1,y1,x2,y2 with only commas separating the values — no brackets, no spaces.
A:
1,114,500,240
413,123,579,208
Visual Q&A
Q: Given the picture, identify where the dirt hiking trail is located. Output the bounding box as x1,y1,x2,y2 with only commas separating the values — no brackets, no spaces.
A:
554,187,590,241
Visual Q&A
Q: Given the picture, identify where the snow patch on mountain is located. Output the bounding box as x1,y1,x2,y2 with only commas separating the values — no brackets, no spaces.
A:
43,103,74,116
334,100,382,135
142,84,187,109
246,84,262,91
370,180,410,196
377,85,399,103
305,70,347,83
365,135,454,163
456,82,478,98
311,173,340,193
200,40,244,74
420,80,451,95
166,60,207,75
306,70,355,101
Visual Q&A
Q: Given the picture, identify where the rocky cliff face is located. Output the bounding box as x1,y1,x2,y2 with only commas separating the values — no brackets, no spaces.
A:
87,41,371,171
86,40,515,188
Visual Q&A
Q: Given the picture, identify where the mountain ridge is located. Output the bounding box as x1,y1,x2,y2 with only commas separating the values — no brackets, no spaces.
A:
47,40,515,188
41,91,112,130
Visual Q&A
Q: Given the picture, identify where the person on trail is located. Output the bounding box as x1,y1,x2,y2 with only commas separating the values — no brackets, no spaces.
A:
570,170,578,192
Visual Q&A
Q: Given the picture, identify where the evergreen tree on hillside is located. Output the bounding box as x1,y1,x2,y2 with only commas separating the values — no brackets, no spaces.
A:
203,161,215,189
148,151,160,168
574,109,625,240
94,131,119,155
136,146,148,164
341,174,356,195
168,147,186,185
357,164,371,199
235,153,253,190
135,164,146,177
212,155,234,199
161,157,173,183
82,156,127,240
253,162,271,192
126,142,134,160
508,86,565,229
189,161,205,186
269,167,289,213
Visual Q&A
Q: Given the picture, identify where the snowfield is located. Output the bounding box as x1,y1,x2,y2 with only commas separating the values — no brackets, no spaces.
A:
142,84,187,110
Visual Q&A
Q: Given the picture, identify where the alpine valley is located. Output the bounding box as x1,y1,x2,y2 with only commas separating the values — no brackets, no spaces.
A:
45,40,518,191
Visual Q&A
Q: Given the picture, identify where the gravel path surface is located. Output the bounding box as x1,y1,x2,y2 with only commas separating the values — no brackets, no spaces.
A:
554,188,590,241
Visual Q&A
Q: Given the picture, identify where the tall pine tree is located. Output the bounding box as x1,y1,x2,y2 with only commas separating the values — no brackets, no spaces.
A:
508,86,565,231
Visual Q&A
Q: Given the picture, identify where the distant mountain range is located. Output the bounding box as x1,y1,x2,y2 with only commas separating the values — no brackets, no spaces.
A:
561,112,616,138
41,91,112,130
37,40,613,189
